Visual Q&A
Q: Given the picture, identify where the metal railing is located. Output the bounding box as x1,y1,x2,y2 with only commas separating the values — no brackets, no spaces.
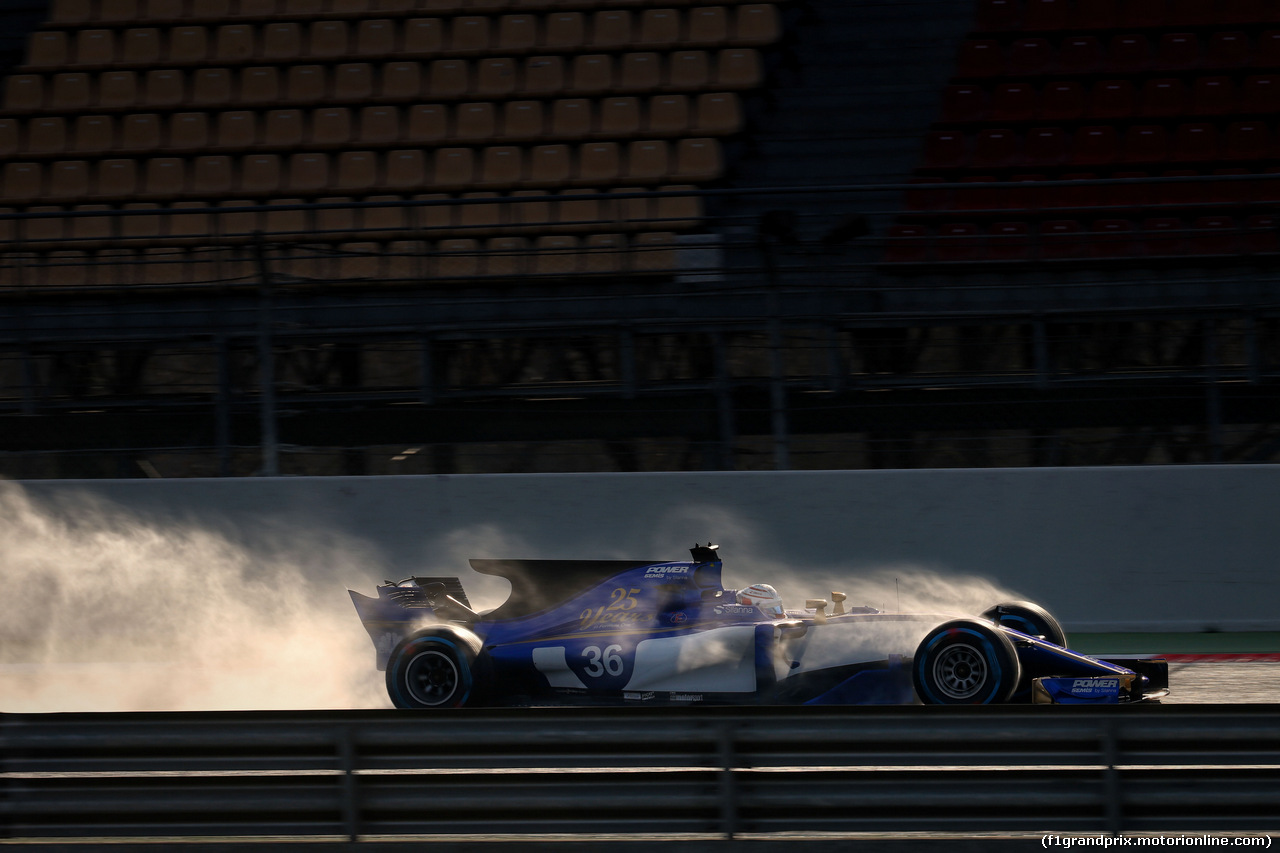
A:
4,706,1280,842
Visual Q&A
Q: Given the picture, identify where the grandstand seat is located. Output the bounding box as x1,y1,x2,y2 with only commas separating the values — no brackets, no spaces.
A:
904,176,953,212
384,150,427,190
75,29,117,68
971,128,1018,168
191,155,234,194
590,10,632,50
654,186,701,230
735,4,780,46
264,110,305,147
52,72,93,110
385,239,426,280
1039,219,1084,258
693,92,741,136
956,39,1004,78
1189,215,1238,254
239,67,281,105
335,63,376,101
380,62,423,100
1071,126,1118,165
334,151,378,191
191,68,233,107
1240,75,1279,112
1168,0,1219,26
599,96,641,137
884,224,930,263
239,153,281,194
143,157,186,197
508,188,553,231
433,147,475,190
1022,126,1068,166
1257,31,1280,67
570,55,613,96
80,115,127,153
121,29,161,67
455,191,503,236
1039,81,1085,120
403,17,443,53
355,20,396,57
310,21,349,59
1075,0,1118,28
986,220,1032,261
26,117,67,156
478,145,523,188
551,99,591,139
526,144,571,187
100,0,140,23
429,59,470,99
1089,80,1135,118
990,83,1035,121
715,49,760,89
25,32,69,71
637,8,680,50
1206,31,1251,68
1105,170,1151,207
498,15,538,53
50,0,92,24
5,75,44,112
955,176,1007,211
1048,172,1098,208
337,242,382,279
1139,78,1185,117
169,201,213,240
1089,218,1136,258
1121,125,1168,163
502,100,544,141
620,140,663,183
582,233,626,274
1170,123,1219,162
287,152,330,193
522,56,565,97
262,23,303,61
1142,217,1183,255
1206,167,1251,203
688,6,728,46
168,112,210,151
1155,33,1199,71
21,205,64,244
673,138,720,181
284,65,327,104
1007,39,1054,76
48,161,91,200
312,107,353,146
475,58,518,99
670,50,712,90
436,238,481,278
168,26,209,64
362,105,403,144
0,120,16,157
456,102,498,142
620,53,662,93
216,200,259,239
1224,122,1270,161
1191,77,1237,115
119,113,162,151
934,222,981,262
572,141,619,185
975,0,1022,32
941,84,987,123
360,195,407,239
214,111,257,150
214,25,255,63
1058,36,1103,74
1108,34,1153,73
923,131,967,169
1243,214,1280,254
533,234,579,275
404,105,445,145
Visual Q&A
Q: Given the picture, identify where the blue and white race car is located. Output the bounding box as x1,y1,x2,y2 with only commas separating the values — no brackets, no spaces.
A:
349,544,1168,708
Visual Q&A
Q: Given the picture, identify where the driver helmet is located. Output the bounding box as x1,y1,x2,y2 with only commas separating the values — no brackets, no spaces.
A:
737,583,786,619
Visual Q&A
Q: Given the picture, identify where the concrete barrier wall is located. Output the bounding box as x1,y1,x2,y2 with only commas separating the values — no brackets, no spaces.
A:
12,466,1280,632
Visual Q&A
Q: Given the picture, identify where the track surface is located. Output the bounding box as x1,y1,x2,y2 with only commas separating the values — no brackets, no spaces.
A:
1160,661,1280,703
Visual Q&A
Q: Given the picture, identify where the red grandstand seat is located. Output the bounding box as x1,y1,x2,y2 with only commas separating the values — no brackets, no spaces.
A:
1251,30,1280,70
1223,122,1271,162
1206,168,1252,203
1025,0,1071,29
1009,173,1047,209
934,222,982,262
1071,126,1119,165
903,176,953,212
922,131,967,169
956,39,1004,78
1142,217,1184,255
1120,125,1169,163
1206,31,1251,68
1222,0,1270,23
1170,123,1219,162
1243,214,1280,254
1039,219,1085,258
1022,126,1068,167
1189,216,1238,255
1108,34,1153,73
1168,0,1219,26
1240,75,1280,112
940,85,988,123
971,128,1018,168
1119,0,1168,28
1058,36,1103,74
1039,81,1086,120
1090,219,1136,258
1155,33,1200,70
1191,77,1237,115
1156,169,1200,206
990,83,1036,121
1050,172,1099,209
1076,0,1118,29
885,224,936,263
1258,168,1280,203
1105,170,1151,207
1089,80,1135,118
1139,78,1186,117
987,220,1031,260
955,175,1008,211
1006,38,1054,76
974,0,1021,32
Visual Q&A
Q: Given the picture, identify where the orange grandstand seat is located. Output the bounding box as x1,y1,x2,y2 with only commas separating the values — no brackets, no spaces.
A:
191,68,233,108
521,56,565,97
334,150,379,192
26,117,67,156
498,14,538,53
76,29,117,67
239,67,280,105
405,104,447,144
384,150,427,191
543,13,585,51
310,21,350,59
502,100,545,141
648,94,690,135
636,8,680,50
312,107,353,146
526,144,571,187
214,111,257,150
669,50,711,90
355,20,396,57
380,62,423,101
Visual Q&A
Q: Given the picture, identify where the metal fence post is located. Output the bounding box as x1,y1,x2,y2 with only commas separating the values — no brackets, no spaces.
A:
718,722,738,840
1101,718,1122,837
338,726,360,843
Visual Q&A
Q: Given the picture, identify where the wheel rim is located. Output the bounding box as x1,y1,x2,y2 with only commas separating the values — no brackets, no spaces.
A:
932,642,988,700
404,648,461,707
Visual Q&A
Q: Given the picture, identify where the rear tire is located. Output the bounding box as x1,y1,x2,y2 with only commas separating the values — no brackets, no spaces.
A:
386,635,476,709
913,619,1021,705
981,600,1068,647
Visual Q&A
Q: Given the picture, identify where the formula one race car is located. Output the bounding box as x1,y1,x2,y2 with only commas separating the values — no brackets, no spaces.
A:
349,544,1168,708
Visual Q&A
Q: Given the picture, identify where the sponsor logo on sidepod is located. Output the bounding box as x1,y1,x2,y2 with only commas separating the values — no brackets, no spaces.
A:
644,564,691,578
1071,679,1118,693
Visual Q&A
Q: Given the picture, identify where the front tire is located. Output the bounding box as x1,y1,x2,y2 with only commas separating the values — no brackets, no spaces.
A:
913,619,1021,705
981,600,1068,648
386,635,476,709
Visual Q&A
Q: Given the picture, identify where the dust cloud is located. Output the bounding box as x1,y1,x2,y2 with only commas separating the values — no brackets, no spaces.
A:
0,483,388,713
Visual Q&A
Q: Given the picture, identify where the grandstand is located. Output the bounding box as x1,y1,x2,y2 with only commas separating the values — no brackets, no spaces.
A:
0,0,1277,477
